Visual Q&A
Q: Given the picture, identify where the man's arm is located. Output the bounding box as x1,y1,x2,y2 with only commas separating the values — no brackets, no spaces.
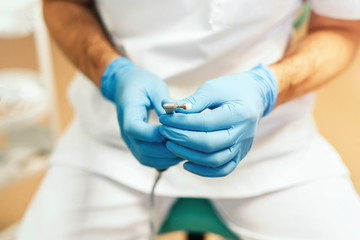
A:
44,0,182,170
43,0,120,86
271,12,360,106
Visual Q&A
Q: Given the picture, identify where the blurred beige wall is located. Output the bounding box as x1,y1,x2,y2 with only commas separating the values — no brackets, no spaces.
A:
314,48,360,192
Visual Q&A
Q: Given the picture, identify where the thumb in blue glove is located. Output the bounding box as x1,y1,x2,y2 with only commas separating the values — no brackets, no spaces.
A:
101,57,182,170
159,64,278,177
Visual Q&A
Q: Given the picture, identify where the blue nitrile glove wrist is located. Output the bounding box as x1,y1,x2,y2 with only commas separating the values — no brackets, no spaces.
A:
101,56,134,102
250,64,278,116
159,64,278,177
100,56,182,170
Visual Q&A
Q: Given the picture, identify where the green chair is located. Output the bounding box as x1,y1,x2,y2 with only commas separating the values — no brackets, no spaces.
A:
158,198,240,240
157,4,311,240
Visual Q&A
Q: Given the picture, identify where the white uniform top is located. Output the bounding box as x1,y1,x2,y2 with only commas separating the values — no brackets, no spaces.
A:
51,0,360,198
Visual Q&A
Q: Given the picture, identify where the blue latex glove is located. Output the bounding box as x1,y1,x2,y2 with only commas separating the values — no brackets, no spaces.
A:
101,57,182,170
159,64,278,177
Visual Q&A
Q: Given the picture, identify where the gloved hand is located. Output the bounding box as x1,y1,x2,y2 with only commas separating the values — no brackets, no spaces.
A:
159,64,278,177
101,57,182,170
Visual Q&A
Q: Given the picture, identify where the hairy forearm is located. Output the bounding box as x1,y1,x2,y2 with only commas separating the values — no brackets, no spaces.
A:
270,13,360,106
43,0,120,86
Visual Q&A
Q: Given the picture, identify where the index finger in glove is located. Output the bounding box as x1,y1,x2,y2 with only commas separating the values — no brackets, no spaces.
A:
160,103,250,131
159,125,243,153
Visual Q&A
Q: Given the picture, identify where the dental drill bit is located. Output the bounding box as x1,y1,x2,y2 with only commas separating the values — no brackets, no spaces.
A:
163,102,192,114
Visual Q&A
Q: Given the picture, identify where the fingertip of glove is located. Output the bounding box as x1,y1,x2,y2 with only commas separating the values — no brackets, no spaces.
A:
159,114,167,124
183,161,190,170
183,162,202,176
158,125,167,136
165,140,174,149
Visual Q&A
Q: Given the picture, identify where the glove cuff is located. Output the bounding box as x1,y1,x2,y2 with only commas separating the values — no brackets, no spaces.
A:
100,56,133,102
251,64,278,117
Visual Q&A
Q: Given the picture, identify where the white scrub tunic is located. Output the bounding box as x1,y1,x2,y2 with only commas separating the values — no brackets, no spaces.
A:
50,0,360,198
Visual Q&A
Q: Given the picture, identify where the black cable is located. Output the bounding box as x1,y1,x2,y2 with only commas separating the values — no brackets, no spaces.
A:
149,169,165,240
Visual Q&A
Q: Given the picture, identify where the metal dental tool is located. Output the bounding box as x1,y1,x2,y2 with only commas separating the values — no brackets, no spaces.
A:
163,102,192,114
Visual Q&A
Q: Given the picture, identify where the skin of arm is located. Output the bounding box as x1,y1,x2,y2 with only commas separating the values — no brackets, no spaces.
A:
271,12,360,106
44,0,185,171
43,0,120,86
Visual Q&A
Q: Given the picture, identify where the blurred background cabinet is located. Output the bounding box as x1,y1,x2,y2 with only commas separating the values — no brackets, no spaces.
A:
0,0,59,235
